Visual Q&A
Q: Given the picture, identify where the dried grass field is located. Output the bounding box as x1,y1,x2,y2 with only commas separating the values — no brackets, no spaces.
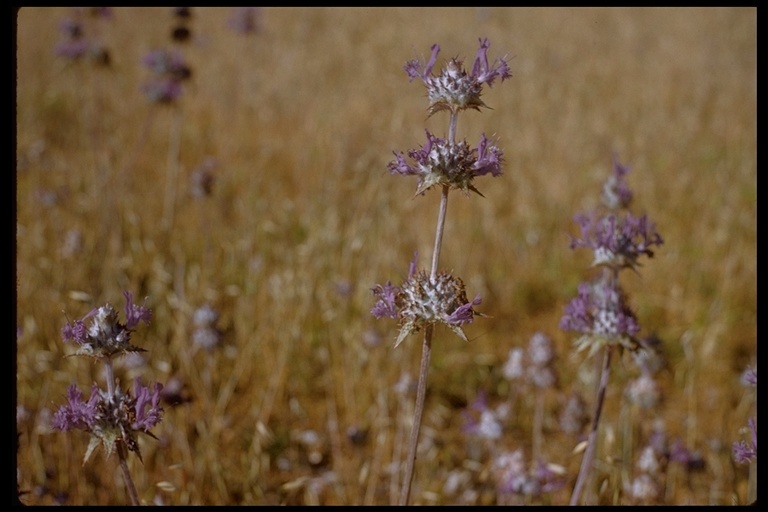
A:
15,7,756,506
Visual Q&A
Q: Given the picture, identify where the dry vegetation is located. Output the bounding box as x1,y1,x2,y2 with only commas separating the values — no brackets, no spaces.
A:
15,7,756,506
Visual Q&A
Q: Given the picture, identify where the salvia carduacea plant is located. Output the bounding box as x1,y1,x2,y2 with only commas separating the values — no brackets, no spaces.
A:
559,154,664,505
371,37,511,505
52,291,163,506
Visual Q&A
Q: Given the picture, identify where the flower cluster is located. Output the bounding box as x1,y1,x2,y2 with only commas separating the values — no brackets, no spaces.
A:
62,291,152,359
405,37,511,116
493,449,565,499
461,391,507,442
54,8,112,65
52,379,164,462
372,257,482,348
733,366,757,464
503,331,559,390
569,211,663,271
388,130,503,197
192,303,222,351
227,7,262,35
601,153,634,210
560,275,640,356
142,48,192,103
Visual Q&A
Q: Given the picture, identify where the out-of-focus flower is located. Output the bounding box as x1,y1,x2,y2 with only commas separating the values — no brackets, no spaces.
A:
559,392,589,435
228,7,261,34
404,38,511,116
733,417,757,464
142,49,191,103
192,303,222,351
570,210,663,271
601,153,634,210
560,276,640,356
493,449,564,498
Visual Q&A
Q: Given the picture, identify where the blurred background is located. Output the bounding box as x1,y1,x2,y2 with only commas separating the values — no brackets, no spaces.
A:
15,7,756,505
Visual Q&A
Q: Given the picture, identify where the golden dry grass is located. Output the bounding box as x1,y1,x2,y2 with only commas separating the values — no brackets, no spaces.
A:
16,7,756,505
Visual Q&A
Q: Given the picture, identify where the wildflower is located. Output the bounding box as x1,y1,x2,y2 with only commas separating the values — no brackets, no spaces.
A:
191,303,222,351
388,130,503,197
502,347,525,381
228,7,261,34
740,366,757,387
372,263,482,348
559,392,589,435
733,417,757,464
625,373,661,409
61,291,152,359
525,332,558,389
404,38,511,116
601,153,634,210
142,49,191,103
560,276,640,356
570,210,663,271
52,379,164,463
54,18,90,60
493,449,564,498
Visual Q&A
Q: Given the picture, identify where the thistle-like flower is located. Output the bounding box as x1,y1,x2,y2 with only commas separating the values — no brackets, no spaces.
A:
371,258,482,348
52,379,164,463
569,211,663,271
388,130,503,197
61,291,152,359
405,37,511,116
560,275,640,356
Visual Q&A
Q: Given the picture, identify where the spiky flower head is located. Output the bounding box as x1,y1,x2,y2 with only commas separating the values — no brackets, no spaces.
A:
388,130,503,197
61,291,152,359
560,276,640,357
52,379,164,463
404,37,511,116
570,210,663,271
371,257,482,348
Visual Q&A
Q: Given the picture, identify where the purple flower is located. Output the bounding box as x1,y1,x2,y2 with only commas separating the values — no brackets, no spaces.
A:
740,366,757,387
371,281,401,319
560,276,640,355
570,210,663,271
372,256,482,347
52,380,164,462
388,130,503,197
228,7,261,34
142,49,191,103
404,38,511,115
60,291,152,359
733,417,757,464
493,449,564,498
52,384,99,431
132,379,164,432
123,290,152,329
602,153,634,210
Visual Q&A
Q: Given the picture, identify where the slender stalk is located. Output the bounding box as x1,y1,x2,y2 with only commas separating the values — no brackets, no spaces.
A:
117,441,140,506
105,357,140,505
162,106,184,233
569,345,613,505
398,324,433,505
399,182,451,505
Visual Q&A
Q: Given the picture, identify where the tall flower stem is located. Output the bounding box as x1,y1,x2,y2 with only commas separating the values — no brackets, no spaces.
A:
400,184,451,506
569,344,613,505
